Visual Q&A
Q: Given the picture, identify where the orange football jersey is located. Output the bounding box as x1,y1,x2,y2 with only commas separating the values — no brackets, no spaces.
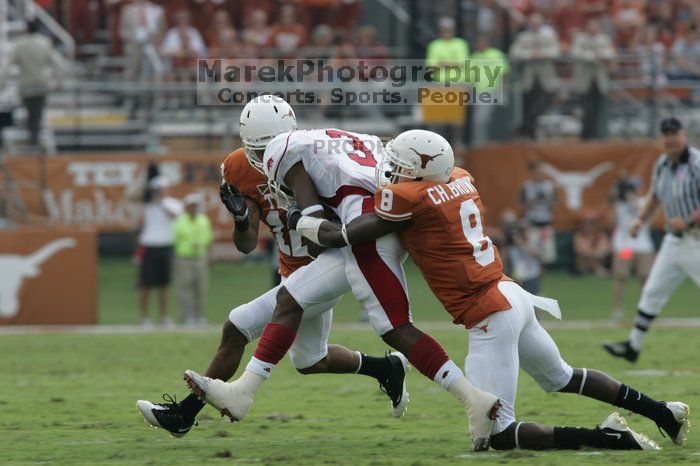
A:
374,167,511,328
221,149,311,277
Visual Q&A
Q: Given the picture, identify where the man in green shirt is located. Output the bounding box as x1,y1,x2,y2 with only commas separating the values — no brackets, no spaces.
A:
425,17,470,84
174,193,214,325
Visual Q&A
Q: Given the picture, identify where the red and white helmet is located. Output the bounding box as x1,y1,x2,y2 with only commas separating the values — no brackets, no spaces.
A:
376,129,454,187
239,95,297,172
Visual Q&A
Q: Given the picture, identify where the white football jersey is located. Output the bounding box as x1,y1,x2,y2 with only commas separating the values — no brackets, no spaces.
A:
264,128,383,223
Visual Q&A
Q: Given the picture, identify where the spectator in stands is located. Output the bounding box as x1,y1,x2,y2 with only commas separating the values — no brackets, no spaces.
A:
509,13,560,139
571,18,616,140
0,20,68,149
309,24,336,60
119,0,165,80
612,0,645,50
242,9,272,48
426,17,470,147
634,24,667,87
608,173,655,321
206,10,240,57
669,25,700,80
161,9,207,73
520,160,558,264
574,211,611,277
173,193,214,326
160,9,207,107
267,5,308,56
426,17,470,84
500,209,544,295
470,35,509,145
356,26,387,63
137,176,183,327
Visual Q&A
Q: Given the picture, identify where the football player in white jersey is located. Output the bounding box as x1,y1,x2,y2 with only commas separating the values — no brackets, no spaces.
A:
136,96,411,437
183,119,502,450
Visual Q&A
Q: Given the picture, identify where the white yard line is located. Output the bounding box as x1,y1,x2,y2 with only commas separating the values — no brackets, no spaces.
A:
2,317,700,335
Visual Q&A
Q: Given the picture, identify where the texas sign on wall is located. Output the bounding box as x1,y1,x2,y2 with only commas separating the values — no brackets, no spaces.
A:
0,228,97,325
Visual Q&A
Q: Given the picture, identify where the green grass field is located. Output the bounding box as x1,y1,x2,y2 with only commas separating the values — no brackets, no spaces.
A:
99,258,698,325
2,259,699,464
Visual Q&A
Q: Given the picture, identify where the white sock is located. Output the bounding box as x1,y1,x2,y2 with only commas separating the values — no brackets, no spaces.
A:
433,360,463,390
245,356,276,379
629,309,656,351
629,328,646,351
238,370,265,394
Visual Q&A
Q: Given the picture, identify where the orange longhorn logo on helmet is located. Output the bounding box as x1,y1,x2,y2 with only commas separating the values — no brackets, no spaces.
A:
409,148,442,169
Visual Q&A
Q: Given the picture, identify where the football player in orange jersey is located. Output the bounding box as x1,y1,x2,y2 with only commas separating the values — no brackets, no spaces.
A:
136,96,410,437
290,130,690,450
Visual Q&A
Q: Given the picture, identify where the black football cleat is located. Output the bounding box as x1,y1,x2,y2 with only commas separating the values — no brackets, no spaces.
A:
598,412,660,450
602,340,639,363
657,402,690,445
378,352,410,418
136,394,196,437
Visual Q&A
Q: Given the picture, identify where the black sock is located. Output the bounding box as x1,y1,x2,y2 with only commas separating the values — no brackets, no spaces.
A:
553,427,606,449
180,393,205,420
613,384,670,425
357,354,392,379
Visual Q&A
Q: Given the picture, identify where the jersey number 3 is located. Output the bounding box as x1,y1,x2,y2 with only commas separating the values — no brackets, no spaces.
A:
325,129,376,167
460,199,495,267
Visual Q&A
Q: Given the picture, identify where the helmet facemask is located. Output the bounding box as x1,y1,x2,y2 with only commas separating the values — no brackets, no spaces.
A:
267,179,295,209
375,140,418,187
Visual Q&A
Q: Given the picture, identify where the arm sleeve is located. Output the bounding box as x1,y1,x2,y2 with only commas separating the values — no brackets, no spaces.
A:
374,187,414,222
269,133,307,187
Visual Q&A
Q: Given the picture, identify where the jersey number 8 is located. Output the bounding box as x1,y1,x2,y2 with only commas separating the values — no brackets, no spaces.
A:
459,199,495,267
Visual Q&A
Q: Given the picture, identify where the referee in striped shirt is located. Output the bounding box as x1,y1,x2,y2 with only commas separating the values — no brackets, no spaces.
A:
604,117,700,362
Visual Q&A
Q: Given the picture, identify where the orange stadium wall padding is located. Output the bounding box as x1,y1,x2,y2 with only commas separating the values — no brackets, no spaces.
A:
5,142,665,235
0,227,97,325
5,153,230,233
460,140,665,230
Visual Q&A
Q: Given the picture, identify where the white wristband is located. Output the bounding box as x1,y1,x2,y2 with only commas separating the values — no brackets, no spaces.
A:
301,204,324,216
296,216,328,245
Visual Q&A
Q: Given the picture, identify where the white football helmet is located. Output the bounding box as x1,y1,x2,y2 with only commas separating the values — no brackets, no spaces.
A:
376,129,454,187
239,95,297,172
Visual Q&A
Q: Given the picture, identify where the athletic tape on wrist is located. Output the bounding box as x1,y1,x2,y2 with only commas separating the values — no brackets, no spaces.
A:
296,216,327,244
301,204,324,216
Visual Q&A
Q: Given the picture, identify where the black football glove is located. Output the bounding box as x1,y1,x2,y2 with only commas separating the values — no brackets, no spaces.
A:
220,183,248,221
286,205,302,230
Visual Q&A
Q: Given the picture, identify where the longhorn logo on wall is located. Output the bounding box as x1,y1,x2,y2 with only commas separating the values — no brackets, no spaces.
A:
0,229,97,325
540,162,614,211
0,238,76,317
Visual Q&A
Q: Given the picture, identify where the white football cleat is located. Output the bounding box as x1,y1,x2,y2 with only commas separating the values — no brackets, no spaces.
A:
183,370,253,422
662,402,690,445
599,412,660,450
467,389,501,451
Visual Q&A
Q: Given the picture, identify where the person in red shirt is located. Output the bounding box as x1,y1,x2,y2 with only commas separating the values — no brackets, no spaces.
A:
291,129,689,451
